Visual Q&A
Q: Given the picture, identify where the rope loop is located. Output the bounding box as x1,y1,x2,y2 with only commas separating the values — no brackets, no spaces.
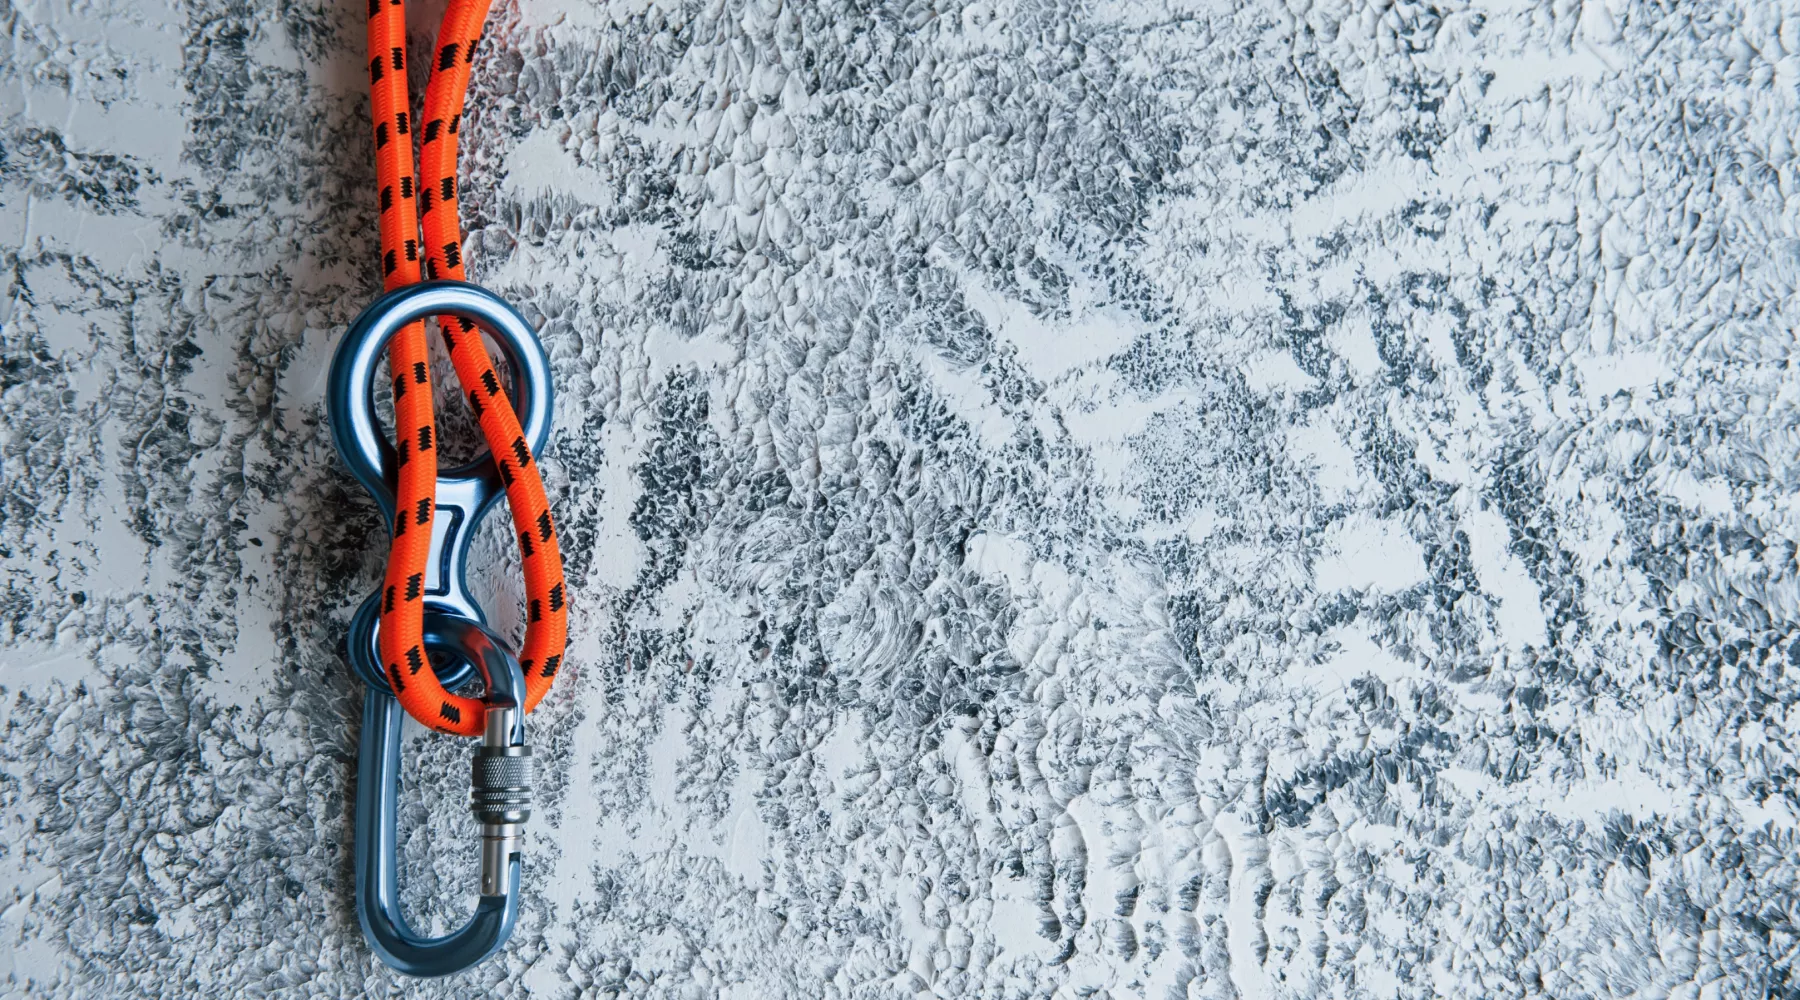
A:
358,0,569,736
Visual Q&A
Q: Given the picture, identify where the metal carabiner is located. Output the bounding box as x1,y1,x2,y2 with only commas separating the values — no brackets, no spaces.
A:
348,611,530,976
326,280,554,977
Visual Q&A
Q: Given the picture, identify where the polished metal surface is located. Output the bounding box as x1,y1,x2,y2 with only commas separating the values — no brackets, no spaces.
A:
329,280,553,630
327,281,548,978
351,614,528,977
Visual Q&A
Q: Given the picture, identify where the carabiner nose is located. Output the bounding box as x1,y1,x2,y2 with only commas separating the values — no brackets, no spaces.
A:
351,612,532,978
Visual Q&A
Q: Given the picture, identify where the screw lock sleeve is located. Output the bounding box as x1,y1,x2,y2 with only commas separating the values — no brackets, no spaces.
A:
471,747,533,825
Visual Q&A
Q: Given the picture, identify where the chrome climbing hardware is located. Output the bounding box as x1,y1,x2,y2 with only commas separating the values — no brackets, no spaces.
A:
328,281,553,977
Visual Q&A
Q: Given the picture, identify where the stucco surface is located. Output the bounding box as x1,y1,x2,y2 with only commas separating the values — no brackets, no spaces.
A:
4,0,1800,996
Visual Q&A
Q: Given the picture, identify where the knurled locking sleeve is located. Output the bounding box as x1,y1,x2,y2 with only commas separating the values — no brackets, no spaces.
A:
470,747,533,825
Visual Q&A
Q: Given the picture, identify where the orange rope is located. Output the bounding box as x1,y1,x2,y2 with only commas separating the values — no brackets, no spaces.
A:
363,0,568,735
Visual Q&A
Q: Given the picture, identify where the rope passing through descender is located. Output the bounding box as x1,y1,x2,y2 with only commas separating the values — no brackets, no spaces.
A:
326,0,572,978
330,284,550,975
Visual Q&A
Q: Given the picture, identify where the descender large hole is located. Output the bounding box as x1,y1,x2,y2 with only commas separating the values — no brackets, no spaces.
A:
368,317,520,470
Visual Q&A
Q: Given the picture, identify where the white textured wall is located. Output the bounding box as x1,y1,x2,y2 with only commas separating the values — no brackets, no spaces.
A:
4,0,1800,995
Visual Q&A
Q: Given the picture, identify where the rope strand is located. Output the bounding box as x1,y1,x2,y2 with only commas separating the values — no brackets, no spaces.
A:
420,0,569,713
362,0,568,734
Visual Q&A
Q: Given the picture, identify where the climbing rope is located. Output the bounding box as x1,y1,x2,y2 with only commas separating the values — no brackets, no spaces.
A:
363,0,567,736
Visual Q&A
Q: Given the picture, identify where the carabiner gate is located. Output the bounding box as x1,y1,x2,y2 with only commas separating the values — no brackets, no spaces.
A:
328,281,555,977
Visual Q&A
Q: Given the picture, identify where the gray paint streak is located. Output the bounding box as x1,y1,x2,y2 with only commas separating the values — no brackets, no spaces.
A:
2,0,1798,996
